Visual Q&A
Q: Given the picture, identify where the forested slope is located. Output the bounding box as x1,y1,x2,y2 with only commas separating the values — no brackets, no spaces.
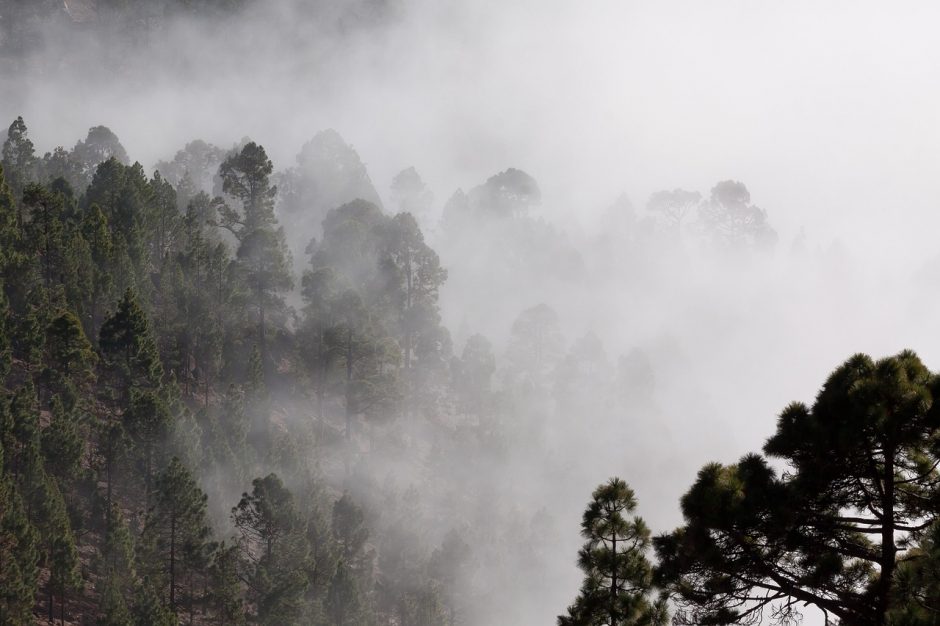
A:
0,117,462,625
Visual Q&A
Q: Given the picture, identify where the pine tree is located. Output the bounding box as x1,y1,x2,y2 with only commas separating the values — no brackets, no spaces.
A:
147,171,181,267
326,561,364,626
99,288,163,401
0,285,11,381
62,228,96,325
140,457,211,612
43,309,97,407
82,159,153,290
0,452,40,624
208,541,244,625
98,576,134,626
80,204,115,335
332,492,369,569
232,473,310,624
1,116,37,199
71,126,130,190
22,182,67,292
217,142,278,237
559,478,667,626
41,395,84,483
131,578,177,626
44,479,81,624
124,390,173,500
97,502,136,604
216,142,292,376
0,163,30,314
656,351,940,626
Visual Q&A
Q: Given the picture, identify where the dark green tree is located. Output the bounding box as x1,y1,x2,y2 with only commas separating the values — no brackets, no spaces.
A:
97,502,136,608
655,351,940,626
216,142,292,374
380,212,449,416
559,478,667,626
0,453,40,624
332,492,369,568
130,578,177,626
43,309,97,406
71,126,130,189
0,286,11,381
41,396,85,483
22,182,67,291
326,561,365,626
2,116,37,199
99,288,163,400
41,478,81,624
123,390,173,499
232,473,310,625
208,541,245,625
98,576,134,626
890,521,940,624
140,457,211,612
80,204,116,334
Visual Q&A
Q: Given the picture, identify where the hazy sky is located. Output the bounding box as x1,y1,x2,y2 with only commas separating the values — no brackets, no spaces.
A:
6,0,940,263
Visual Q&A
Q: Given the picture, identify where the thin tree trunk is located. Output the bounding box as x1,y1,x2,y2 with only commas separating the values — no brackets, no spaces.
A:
878,443,895,626
610,533,617,626
170,513,177,610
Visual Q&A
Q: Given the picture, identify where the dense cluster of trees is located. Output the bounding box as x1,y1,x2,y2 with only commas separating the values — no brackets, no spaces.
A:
561,351,940,626
0,116,460,625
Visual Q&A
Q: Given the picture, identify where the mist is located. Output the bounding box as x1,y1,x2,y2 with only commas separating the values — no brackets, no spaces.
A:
3,1,940,624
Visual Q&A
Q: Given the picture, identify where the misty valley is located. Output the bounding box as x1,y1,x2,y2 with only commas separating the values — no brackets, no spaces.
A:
3,2,940,626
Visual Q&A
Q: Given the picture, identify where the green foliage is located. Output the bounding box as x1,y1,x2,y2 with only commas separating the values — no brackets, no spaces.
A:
130,578,177,626
99,288,163,398
890,521,940,625
42,396,85,481
233,473,311,624
217,142,293,374
326,561,365,626
217,142,278,236
2,117,37,198
123,390,173,497
0,121,476,625
332,492,369,566
98,576,133,626
81,204,116,333
656,351,940,626
0,465,40,624
559,478,667,626
43,309,97,404
72,127,130,190
0,164,19,275
0,286,11,381
208,542,245,625
139,457,211,611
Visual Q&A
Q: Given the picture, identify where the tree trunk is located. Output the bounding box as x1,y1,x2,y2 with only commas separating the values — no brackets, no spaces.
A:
170,512,177,610
610,532,617,626
878,443,896,626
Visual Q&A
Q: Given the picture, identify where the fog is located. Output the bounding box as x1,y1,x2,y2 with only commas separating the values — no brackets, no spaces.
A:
4,1,940,623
